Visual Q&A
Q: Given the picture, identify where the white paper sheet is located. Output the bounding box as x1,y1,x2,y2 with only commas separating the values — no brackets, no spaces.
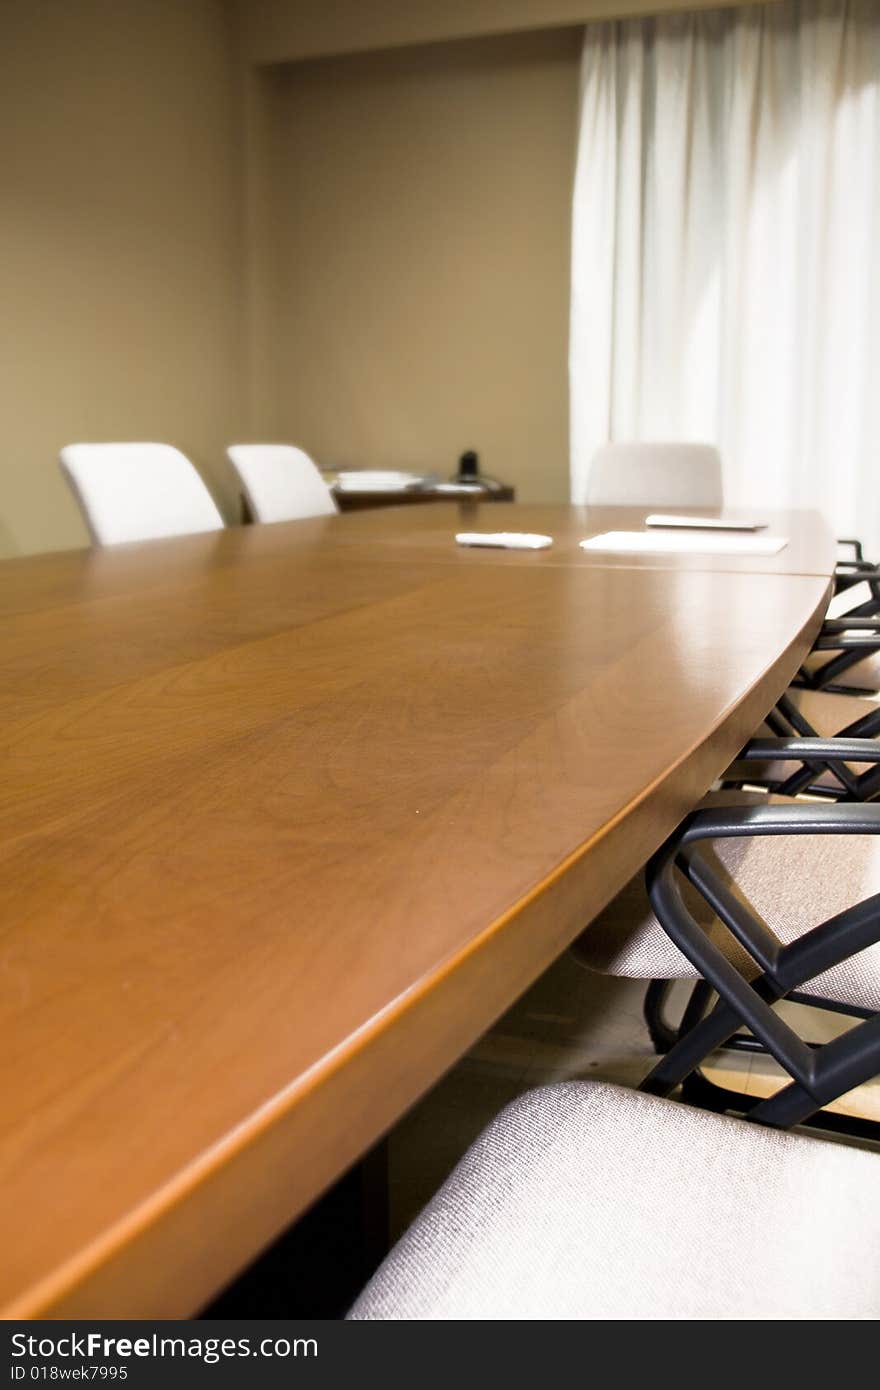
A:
333,471,426,493
580,530,788,556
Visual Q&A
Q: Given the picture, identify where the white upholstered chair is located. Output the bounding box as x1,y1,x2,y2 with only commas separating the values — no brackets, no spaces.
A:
59,442,223,546
586,441,723,508
349,1081,880,1320
226,444,337,524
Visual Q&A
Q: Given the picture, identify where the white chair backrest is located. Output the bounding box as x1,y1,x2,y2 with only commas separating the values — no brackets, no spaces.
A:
59,442,223,546
226,444,338,524
586,442,723,508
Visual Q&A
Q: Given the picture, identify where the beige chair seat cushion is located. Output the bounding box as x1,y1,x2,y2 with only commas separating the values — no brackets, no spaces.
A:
802,648,880,693
349,1081,880,1320
786,686,880,729
573,793,880,1011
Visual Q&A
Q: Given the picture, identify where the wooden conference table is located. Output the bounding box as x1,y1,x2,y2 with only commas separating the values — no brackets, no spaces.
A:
0,503,835,1318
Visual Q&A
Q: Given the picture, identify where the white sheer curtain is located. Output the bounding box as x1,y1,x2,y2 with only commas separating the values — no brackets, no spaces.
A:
570,0,880,550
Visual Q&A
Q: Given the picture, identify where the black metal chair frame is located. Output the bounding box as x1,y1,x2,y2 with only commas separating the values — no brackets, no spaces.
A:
795,555,880,693
639,739,880,1129
799,612,880,694
837,539,867,562
725,703,880,801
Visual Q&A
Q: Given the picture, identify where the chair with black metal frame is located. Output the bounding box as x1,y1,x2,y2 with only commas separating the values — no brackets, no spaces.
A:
798,603,880,695
350,741,880,1321
720,562,880,796
723,683,880,801
795,538,880,694
574,738,880,1136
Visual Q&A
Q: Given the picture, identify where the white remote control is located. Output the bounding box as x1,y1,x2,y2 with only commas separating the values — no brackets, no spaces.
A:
455,532,553,550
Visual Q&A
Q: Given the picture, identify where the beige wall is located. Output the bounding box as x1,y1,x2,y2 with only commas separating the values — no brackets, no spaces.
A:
0,0,779,556
239,0,770,64
0,0,244,557
261,29,582,501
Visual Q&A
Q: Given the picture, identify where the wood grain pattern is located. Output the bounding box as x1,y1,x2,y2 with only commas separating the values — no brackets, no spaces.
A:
0,506,833,1317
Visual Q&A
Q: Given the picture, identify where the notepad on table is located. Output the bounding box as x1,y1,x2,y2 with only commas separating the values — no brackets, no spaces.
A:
580,530,788,556
645,514,768,531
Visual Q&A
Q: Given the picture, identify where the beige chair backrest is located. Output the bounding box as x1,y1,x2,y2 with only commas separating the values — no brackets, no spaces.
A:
59,442,223,546
586,442,723,508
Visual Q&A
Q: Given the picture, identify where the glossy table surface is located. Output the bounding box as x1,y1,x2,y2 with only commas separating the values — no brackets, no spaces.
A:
0,504,834,1317
317,501,835,575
